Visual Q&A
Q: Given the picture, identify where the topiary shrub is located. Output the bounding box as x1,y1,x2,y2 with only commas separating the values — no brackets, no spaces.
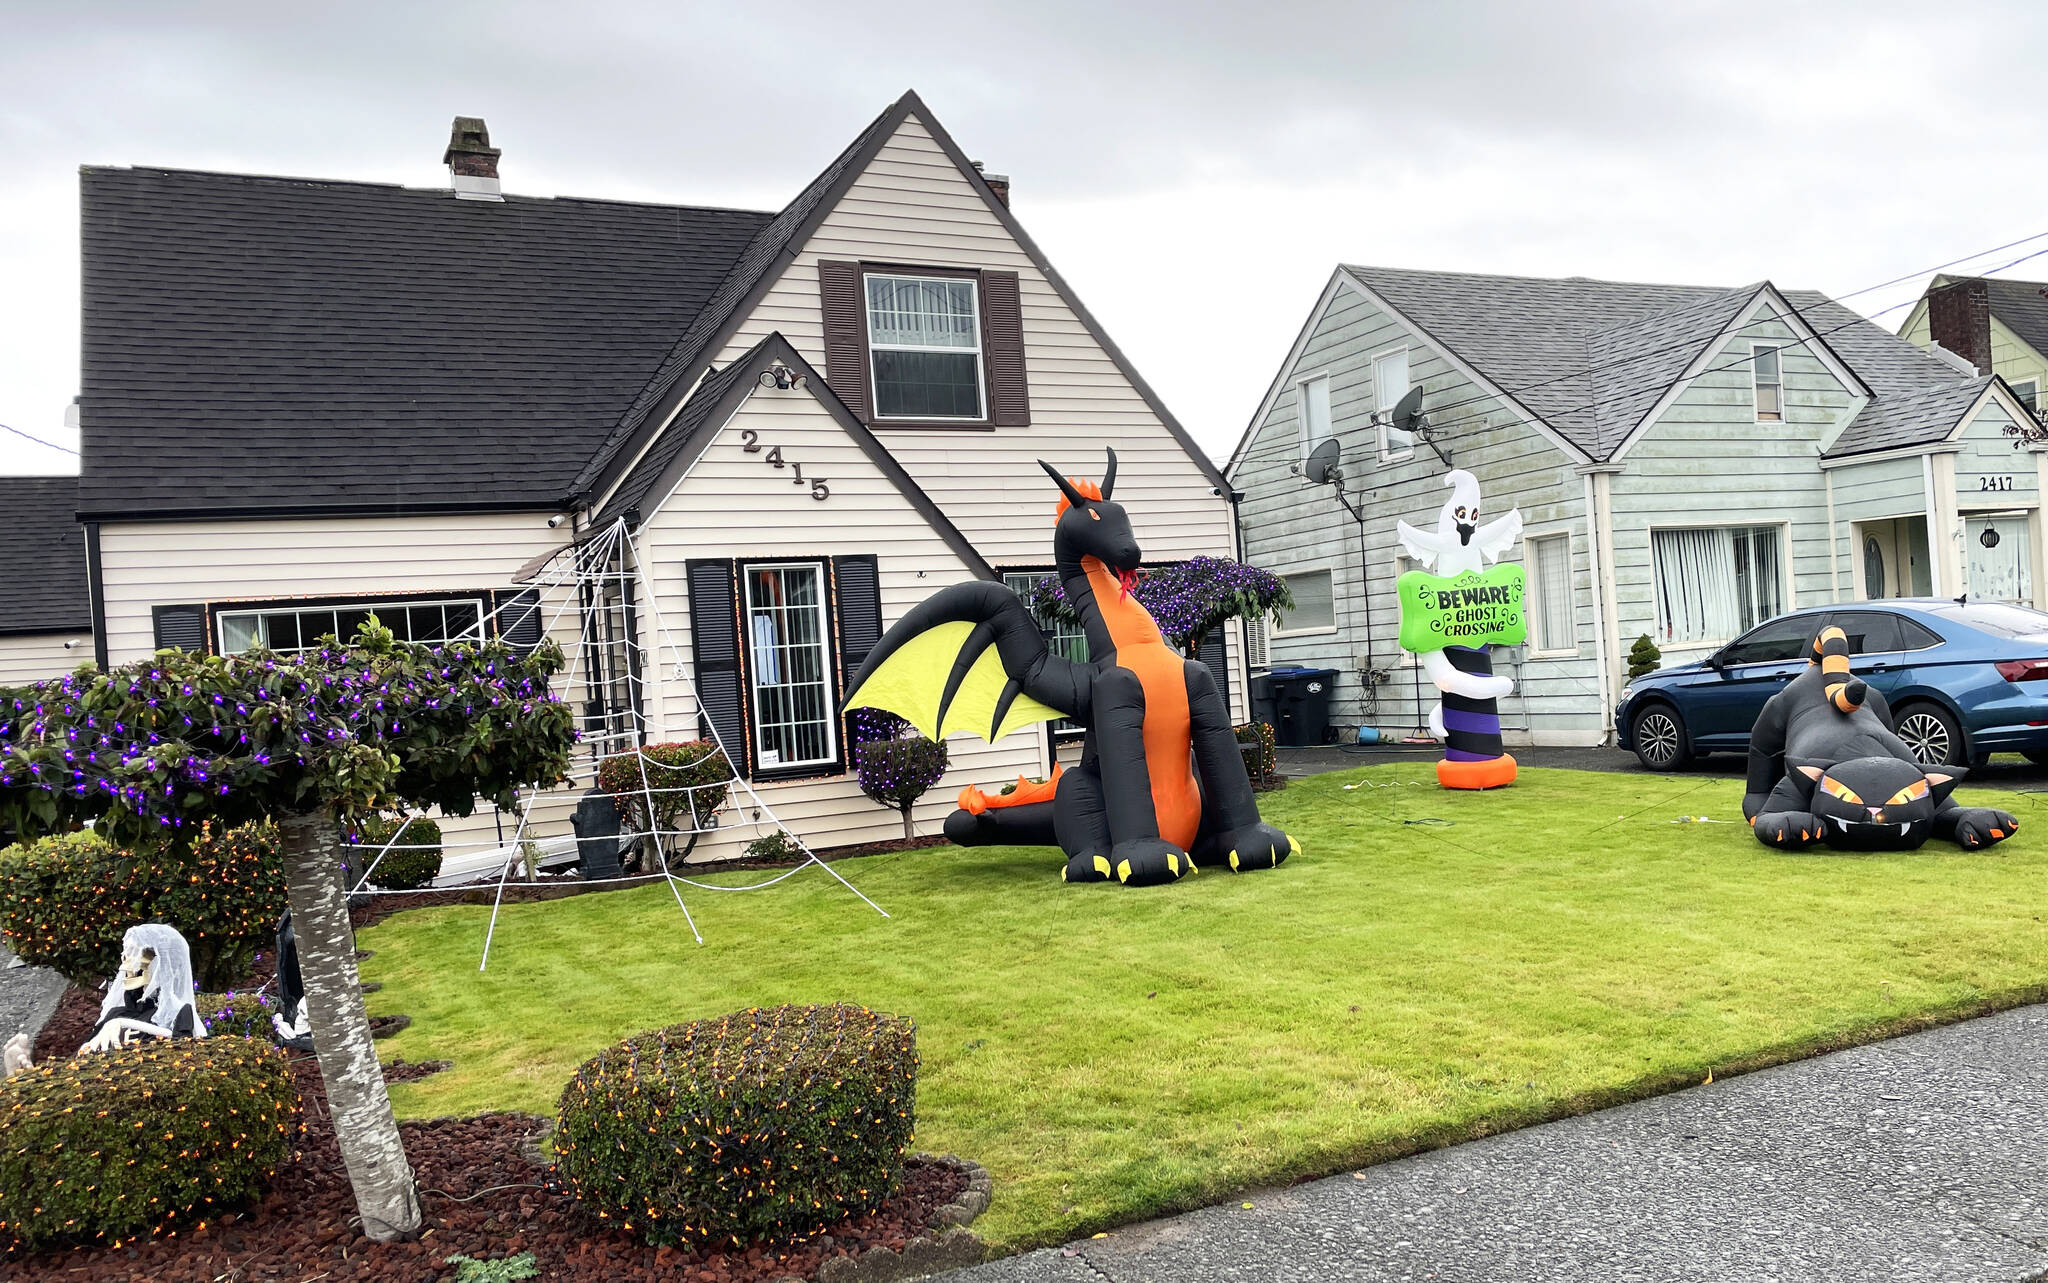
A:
854,735,949,840
0,1035,299,1251
0,820,284,991
1234,720,1277,782
197,990,277,1041
347,814,445,890
555,1004,918,1248
744,830,805,862
596,741,731,836
1627,634,1663,680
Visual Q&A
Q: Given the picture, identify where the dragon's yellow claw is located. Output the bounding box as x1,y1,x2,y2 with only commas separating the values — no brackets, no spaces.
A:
1093,855,1113,879
1060,865,1069,882
1288,835,1302,855
1228,849,1240,871
1165,853,1179,875
1116,859,1133,883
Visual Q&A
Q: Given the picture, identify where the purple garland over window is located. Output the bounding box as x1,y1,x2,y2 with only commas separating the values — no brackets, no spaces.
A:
1026,556,1294,657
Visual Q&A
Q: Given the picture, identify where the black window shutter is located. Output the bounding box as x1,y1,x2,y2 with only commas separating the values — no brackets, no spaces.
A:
981,270,1030,427
152,604,208,652
833,555,882,698
818,260,874,423
493,588,542,654
686,558,749,779
1198,630,1231,716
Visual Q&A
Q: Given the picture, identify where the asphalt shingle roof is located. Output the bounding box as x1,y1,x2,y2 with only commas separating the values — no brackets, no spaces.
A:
77,169,774,517
590,343,765,527
1339,266,1976,461
0,477,90,635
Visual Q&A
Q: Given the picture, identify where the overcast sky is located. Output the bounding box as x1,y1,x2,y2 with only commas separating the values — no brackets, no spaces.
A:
5,0,2048,475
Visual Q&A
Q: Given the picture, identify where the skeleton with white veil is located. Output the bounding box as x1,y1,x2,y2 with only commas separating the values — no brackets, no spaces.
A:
82,923,207,1053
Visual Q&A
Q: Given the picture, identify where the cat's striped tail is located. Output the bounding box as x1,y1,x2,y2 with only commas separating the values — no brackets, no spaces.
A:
1810,624,1865,713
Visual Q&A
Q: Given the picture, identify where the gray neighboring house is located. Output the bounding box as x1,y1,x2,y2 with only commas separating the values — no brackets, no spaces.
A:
1227,267,2042,748
0,476,92,684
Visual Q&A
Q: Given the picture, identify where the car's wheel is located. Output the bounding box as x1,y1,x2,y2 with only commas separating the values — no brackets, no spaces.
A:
1894,701,1966,767
1630,702,1691,772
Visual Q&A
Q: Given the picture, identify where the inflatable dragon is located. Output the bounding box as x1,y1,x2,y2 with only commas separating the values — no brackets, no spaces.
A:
1743,624,2018,851
842,448,1296,887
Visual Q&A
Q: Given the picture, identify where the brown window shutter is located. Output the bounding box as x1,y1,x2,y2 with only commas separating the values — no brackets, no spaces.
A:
981,269,1030,427
818,260,873,423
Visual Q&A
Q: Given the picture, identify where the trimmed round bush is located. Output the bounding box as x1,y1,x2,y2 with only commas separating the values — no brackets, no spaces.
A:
0,820,283,991
348,814,445,890
555,1004,918,1248
0,1036,299,1251
197,991,277,1041
596,741,731,837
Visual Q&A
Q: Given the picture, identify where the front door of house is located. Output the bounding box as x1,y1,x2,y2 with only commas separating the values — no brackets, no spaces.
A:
1965,514,2032,603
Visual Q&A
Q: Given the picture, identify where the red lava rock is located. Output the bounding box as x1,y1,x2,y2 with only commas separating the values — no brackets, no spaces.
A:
13,988,970,1282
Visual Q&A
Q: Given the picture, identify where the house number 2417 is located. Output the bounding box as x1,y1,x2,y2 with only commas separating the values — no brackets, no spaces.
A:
1980,475,2015,492
739,430,830,500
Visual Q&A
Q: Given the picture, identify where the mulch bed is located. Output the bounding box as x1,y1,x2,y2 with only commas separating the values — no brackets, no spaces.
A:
381,1056,451,1083
9,1046,970,1282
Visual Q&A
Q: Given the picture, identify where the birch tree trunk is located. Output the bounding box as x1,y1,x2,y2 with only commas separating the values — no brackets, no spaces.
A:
279,809,423,1241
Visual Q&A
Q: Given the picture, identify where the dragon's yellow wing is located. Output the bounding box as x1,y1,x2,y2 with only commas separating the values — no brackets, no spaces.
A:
844,619,1065,744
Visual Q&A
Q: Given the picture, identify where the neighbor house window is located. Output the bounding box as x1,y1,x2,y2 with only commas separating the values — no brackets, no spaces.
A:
1004,570,1087,736
866,273,983,420
216,595,486,656
2010,379,2040,418
1275,569,1337,635
1525,534,1575,654
1752,343,1783,421
743,562,836,770
1375,348,1413,460
1299,374,1332,459
1651,525,1784,646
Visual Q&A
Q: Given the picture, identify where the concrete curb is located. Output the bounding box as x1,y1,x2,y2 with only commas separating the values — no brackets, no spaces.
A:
808,1153,992,1283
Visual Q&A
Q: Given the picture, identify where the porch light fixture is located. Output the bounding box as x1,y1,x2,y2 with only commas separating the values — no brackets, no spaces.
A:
759,364,806,391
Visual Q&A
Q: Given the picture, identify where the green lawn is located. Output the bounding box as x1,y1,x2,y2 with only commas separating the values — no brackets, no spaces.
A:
360,765,2048,1249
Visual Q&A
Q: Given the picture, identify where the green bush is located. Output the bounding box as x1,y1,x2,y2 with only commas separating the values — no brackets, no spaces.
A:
197,991,276,1041
348,814,445,890
0,820,284,991
1234,720,1278,778
1627,634,1662,681
596,741,731,837
744,830,805,862
555,1004,918,1248
0,1035,298,1251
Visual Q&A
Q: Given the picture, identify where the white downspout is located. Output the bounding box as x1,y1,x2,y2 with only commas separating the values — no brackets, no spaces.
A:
1583,470,1615,743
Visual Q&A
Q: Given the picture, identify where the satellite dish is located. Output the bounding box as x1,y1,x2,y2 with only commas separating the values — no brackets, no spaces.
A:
1303,438,1342,485
1390,386,1426,435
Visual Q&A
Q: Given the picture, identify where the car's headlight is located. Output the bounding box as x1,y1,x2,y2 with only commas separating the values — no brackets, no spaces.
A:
1618,687,1635,705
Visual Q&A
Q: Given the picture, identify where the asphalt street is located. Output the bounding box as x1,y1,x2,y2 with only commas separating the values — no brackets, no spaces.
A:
945,1004,2048,1283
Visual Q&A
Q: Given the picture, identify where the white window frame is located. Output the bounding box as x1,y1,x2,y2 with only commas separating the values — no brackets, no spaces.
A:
214,595,489,656
1374,344,1415,463
1522,530,1578,658
1002,568,1087,739
1297,372,1333,461
1750,341,1784,423
1647,520,1792,650
741,559,839,772
2009,378,2040,418
1243,612,1270,672
863,271,985,422
1273,566,1339,638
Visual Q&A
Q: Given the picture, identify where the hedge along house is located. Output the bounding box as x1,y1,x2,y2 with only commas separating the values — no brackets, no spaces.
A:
1227,267,2042,748
72,93,1239,864
0,477,93,683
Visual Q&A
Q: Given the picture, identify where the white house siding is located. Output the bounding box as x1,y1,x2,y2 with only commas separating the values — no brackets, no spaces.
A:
1953,399,2038,504
96,513,583,869
1609,305,1858,666
0,632,92,686
713,113,1244,719
635,386,1044,862
1231,277,1601,744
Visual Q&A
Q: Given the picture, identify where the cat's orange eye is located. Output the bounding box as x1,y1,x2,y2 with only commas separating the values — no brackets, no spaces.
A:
1888,779,1930,805
1819,777,1863,805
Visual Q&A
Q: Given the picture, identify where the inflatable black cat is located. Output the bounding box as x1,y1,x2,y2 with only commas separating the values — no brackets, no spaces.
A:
1743,624,2017,852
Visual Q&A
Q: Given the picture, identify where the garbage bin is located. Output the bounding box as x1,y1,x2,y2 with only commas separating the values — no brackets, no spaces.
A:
1268,666,1338,747
1249,672,1278,734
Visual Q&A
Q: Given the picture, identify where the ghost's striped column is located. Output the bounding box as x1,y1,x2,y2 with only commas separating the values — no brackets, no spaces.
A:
1437,645,1517,789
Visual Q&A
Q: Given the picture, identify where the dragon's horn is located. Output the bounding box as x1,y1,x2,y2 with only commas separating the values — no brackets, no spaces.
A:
1038,459,1090,508
1100,447,1118,500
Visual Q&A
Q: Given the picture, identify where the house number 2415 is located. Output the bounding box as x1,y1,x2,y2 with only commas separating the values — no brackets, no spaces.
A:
739,430,830,500
1979,475,2015,492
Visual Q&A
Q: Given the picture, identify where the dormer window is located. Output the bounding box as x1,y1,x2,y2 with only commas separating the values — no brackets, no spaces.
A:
866,273,983,419
1752,343,1783,421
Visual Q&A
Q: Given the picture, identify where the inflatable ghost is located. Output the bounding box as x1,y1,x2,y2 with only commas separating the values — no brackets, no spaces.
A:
1396,470,1525,788
82,923,206,1053
1744,624,2018,851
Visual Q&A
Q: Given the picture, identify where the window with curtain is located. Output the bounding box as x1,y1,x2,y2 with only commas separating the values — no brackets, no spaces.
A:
865,273,983,419
1003,570,1087,736
1375,348,1413,459
1244,613,1270,671
215,595,486,656
1525,534,1574,653
1651,525,1784,645
743,562,836,770
1298,374,1332,458
1752,343,1783,421
1275,569,1336,634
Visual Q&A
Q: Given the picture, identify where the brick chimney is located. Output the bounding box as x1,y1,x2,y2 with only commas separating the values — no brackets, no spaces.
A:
444,116,503,202
971,159,1010,207
1927,276,1992,374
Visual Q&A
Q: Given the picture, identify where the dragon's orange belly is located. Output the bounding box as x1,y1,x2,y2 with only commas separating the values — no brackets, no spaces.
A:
1120,641,1201,850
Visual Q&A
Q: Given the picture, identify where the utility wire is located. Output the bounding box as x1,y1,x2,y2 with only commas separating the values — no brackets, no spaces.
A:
0,421,79,456
1228,231,2048,475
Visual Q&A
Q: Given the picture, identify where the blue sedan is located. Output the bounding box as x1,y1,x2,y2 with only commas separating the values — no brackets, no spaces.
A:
1616,599,2048,770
